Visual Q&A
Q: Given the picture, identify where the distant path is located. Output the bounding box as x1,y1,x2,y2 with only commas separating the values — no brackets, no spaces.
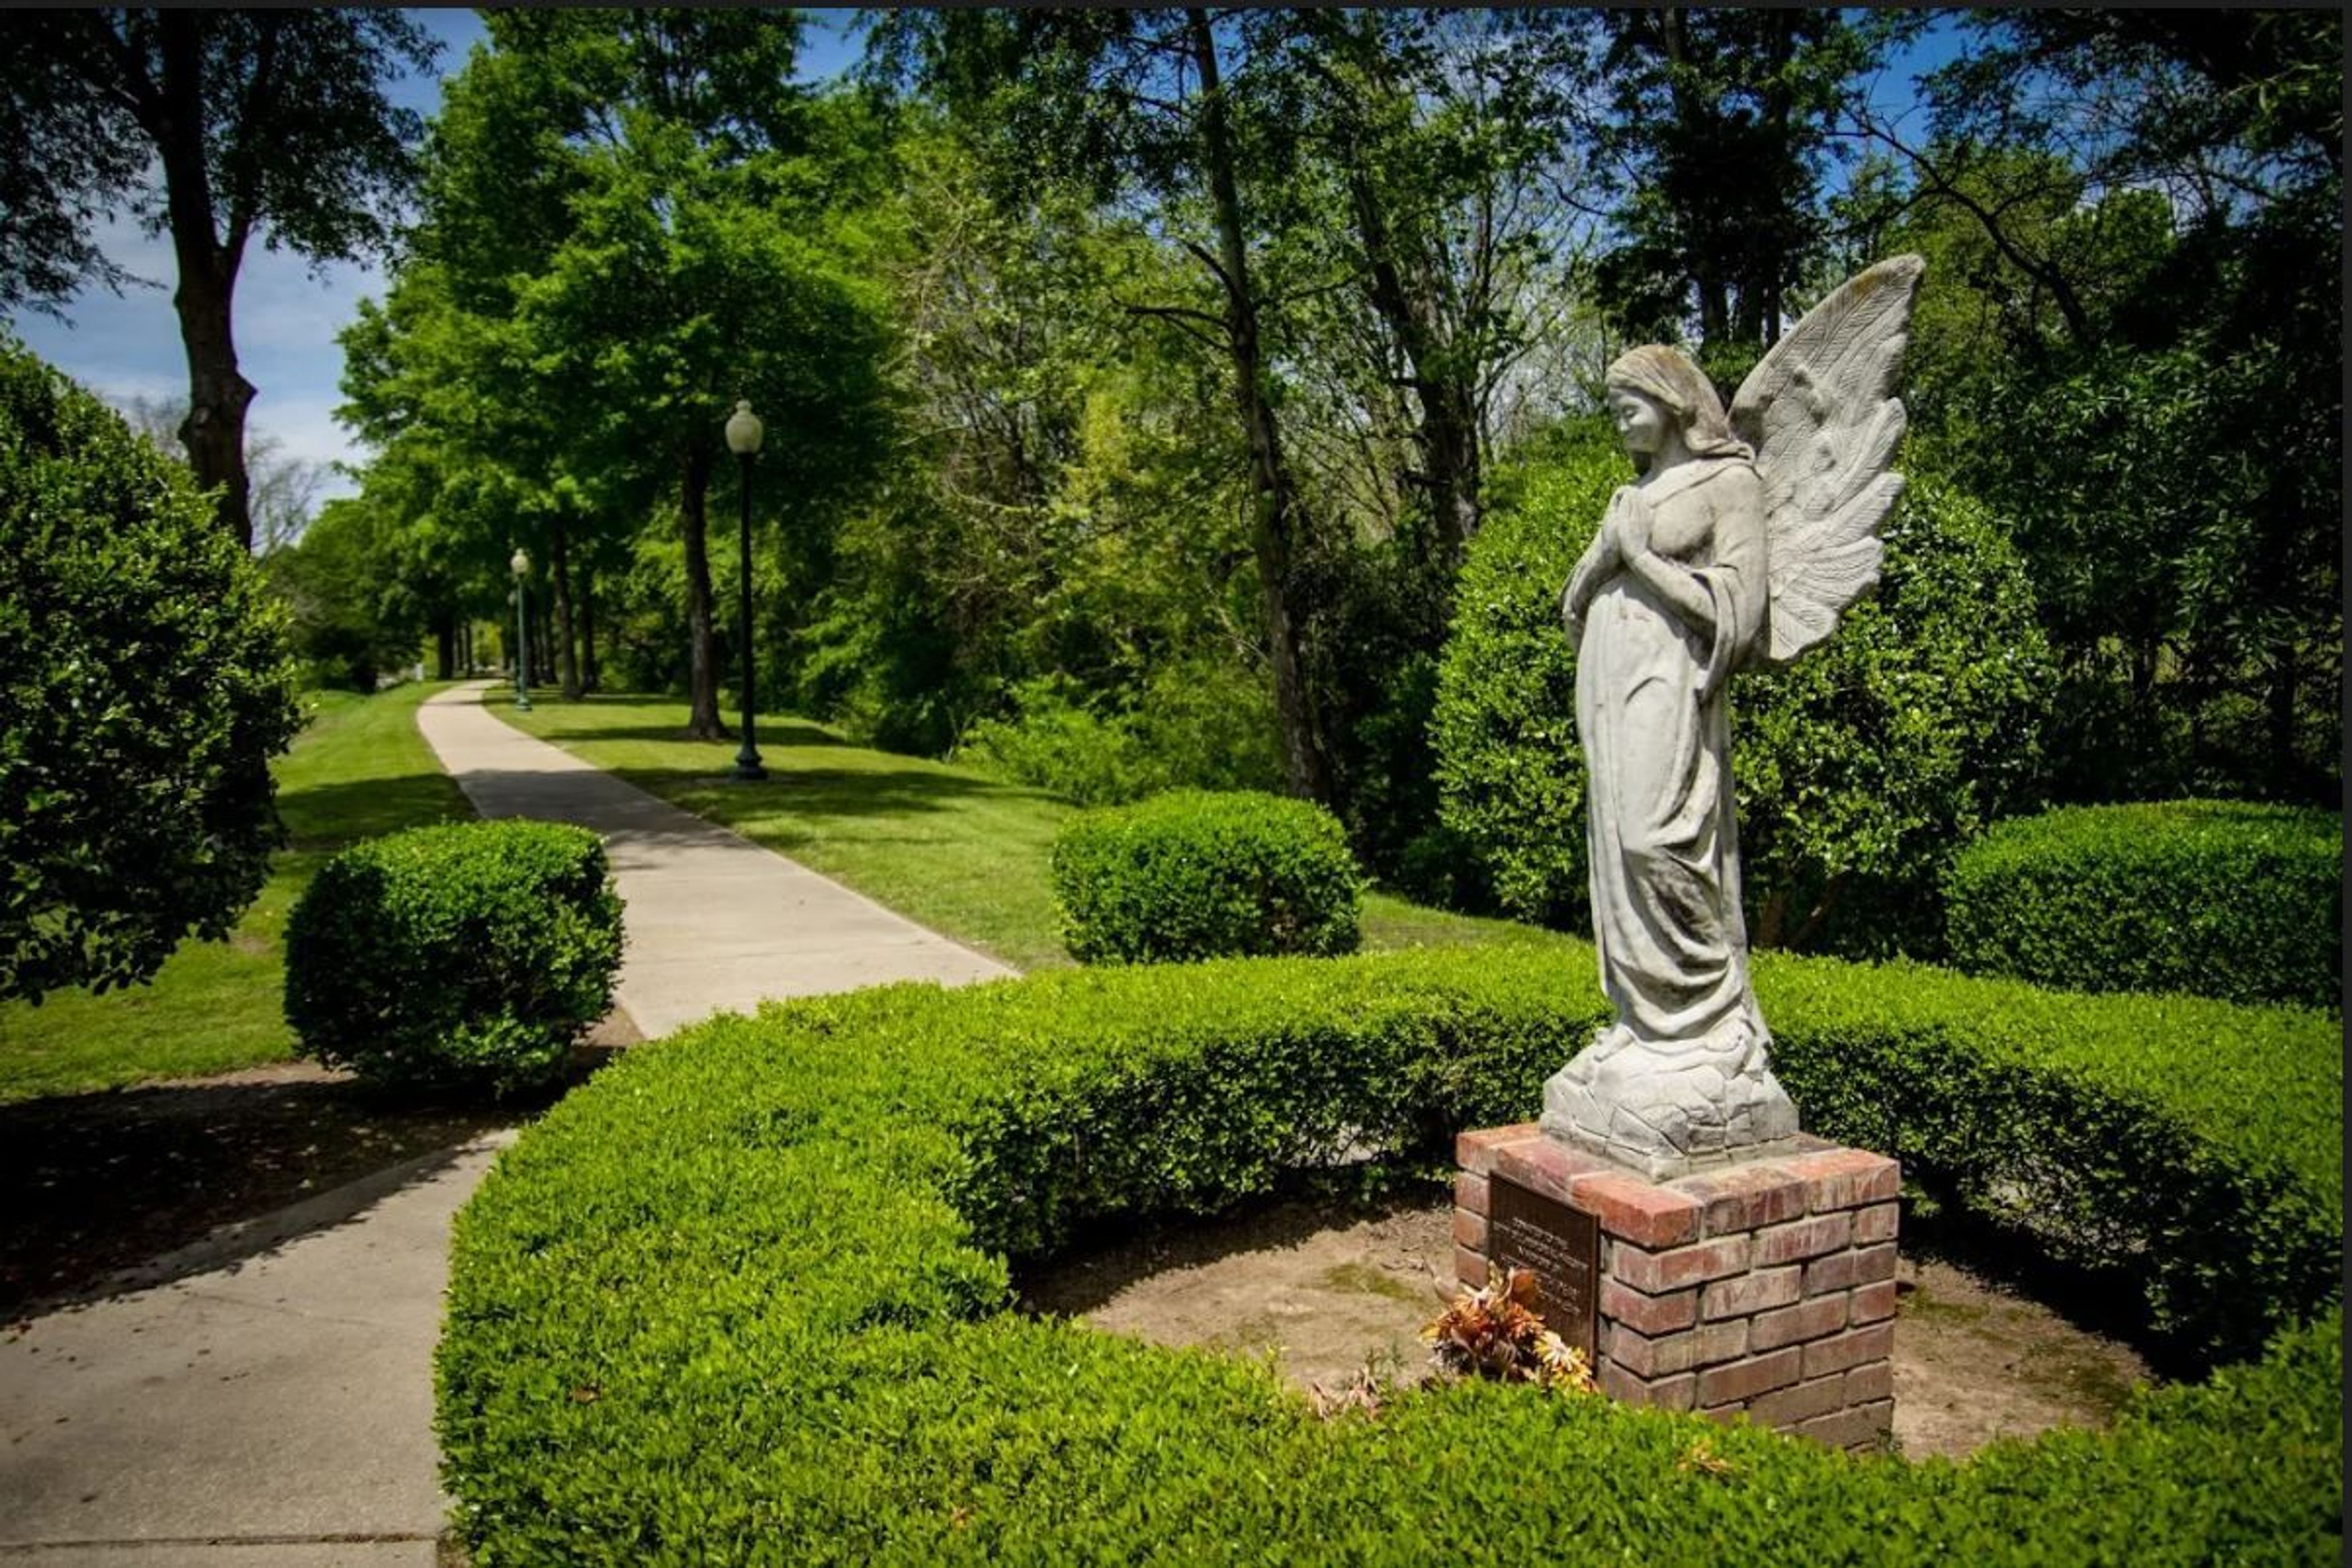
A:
415,680,1012,1035
0,681,1010,1566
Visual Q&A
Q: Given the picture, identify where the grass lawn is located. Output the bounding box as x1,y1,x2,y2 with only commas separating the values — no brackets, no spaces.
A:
487,689,1569,971
0,682,473,1103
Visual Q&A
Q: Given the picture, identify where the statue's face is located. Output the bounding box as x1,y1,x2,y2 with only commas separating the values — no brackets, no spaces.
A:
1607,386,1668,460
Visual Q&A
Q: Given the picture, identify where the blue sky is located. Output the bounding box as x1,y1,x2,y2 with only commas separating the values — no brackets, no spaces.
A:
6,9,1961,516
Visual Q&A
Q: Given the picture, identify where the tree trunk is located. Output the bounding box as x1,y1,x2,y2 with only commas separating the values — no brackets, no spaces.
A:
549,516,582,700
680,447,724,739
580,566,601,694
1346,164,1482,564
153,12,255,550
434,616,455,680
1188,9,1333,804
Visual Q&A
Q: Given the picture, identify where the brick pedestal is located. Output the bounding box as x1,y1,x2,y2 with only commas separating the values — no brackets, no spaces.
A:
1455,1123,1899,1450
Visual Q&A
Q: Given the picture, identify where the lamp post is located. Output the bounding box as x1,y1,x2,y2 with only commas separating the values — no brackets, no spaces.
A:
510,546,533,712
724,399,767,781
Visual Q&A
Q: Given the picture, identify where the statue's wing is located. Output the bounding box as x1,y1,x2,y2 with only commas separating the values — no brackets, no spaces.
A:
1729,254,1925,665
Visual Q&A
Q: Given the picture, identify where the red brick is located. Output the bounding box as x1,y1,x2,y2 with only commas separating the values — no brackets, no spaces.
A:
1803,1322,1894,1379
1599,1362,1696,1411
1610,1234,1751,1294
1453,1244,1487,1291
1747,1373,1847,1429
1853,1201,1899,1244
1455,1124,1535,1175
1645,1371,1697,1411
1781,1148,1900,1211
1600,1276,1698,1336
1607,1322,1695,1379
1494,1136,1616,1204
1803,1250,1860,1294
1749,1293,1850,1351
1574,1171,1704,1249
1798,1400,1894,1451
1690,1319,1751,1368
1695,1346,1803,1406
1669,1161,1810,1237
1850,1280,1898,1324
1754,1212,1853,1265
1455,1171,1491,1218
1452,1207,1488,1251
1851,1243,1898,1284
1843,1361,1894,1404
1700,1265,1801,1321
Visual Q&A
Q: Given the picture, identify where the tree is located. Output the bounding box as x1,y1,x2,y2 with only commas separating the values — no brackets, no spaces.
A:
881,9,1340,801
0,334,302,1003
1839,10,2343,803
121,392,327,556
6,10,438,550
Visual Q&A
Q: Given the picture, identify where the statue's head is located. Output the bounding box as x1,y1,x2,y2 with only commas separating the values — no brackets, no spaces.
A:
1603,345,1750,474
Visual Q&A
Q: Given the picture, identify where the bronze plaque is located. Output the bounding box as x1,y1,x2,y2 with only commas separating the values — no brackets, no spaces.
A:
1487,1175,1599,1360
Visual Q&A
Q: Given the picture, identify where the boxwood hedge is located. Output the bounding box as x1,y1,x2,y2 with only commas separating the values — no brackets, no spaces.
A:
440,943,2339,1564
1945,800,2341,1009
1050,789,1363,963
285,820,622,1094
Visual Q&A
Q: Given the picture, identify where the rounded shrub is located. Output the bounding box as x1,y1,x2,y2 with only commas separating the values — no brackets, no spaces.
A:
284,820,623,1093
1050,788,1364,963
0,333,302,1003
1945,800,2341,1008
437,946,2340,1564
1431,424,2051,958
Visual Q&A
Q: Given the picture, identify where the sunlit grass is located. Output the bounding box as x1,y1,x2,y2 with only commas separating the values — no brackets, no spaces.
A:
0,682,473,1102
486,689,1567,971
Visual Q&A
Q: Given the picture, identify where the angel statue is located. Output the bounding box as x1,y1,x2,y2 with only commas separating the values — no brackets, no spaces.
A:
1542,255,1925,1179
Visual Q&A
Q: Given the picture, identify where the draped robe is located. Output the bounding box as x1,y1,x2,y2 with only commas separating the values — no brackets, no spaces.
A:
1573,456,1768,1051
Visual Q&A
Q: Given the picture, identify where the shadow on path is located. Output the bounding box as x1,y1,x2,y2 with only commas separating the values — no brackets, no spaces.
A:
0,1012,638,1322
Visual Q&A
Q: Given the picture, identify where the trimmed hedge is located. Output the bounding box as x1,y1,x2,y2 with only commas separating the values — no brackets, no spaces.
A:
1050,789,1363,963
1945,800,2342,1009
285,820,622,1093
440,944,2341,1564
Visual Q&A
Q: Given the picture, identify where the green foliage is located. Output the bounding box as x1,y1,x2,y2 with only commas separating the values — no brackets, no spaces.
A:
0,336,303,1003
1944,801,2342,1009
960,665,1281,809
265,494,424,692
0,682,472,1102
1050,791,1365,963
284,820,620,1094
439,944,2339,1563
1433,423,2051,956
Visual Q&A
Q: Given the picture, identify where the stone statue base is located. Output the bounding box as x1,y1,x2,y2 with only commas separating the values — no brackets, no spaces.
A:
1456,1123,1899,1449
1539,1021,1801,1182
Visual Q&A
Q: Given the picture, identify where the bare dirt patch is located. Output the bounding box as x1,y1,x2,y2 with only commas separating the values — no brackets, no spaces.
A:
1018,1190,2153,1458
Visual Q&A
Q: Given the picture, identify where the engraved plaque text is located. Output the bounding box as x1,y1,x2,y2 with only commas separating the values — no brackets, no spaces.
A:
1487,1175,1599,1360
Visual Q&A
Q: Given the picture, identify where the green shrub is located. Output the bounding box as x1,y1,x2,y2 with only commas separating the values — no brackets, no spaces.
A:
1945,801,2342,1009
1432,425,2051,958
1050,790,1364,962
0,334,303,1003
440,946,2340,1564
284,820,622,1093
960,665,1283,809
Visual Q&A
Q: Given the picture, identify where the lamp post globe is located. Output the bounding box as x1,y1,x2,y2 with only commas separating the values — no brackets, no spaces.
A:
510,546,533,712
725,401,767,781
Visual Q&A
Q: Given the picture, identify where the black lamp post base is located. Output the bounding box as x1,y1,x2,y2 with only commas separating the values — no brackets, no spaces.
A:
732,751,767,782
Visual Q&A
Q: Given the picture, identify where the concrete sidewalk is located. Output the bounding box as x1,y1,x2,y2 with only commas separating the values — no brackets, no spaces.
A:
412,681,1011,1035
0,681,1012,1564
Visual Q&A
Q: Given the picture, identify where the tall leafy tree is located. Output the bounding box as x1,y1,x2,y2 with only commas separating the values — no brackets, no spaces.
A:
5,10,437,549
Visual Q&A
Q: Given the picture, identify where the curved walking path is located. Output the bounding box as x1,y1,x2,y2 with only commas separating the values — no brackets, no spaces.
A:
0,682,1011,1566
